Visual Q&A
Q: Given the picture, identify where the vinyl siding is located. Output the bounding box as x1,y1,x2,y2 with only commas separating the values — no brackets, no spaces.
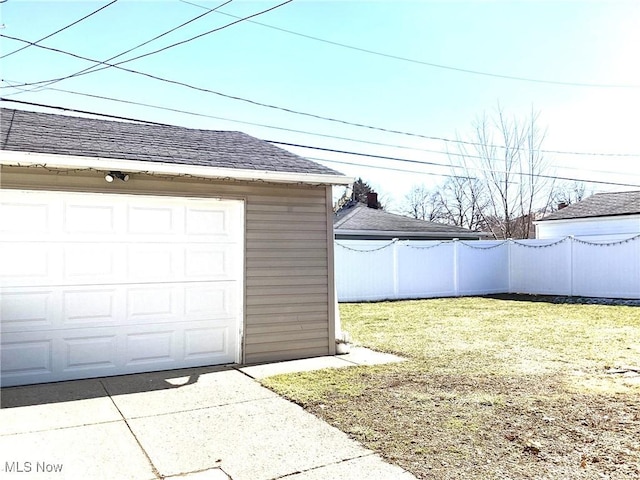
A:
244,189,331,363
0,166,334,364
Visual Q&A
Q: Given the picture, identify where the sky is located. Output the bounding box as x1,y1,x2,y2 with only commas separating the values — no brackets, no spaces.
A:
1,0,639,212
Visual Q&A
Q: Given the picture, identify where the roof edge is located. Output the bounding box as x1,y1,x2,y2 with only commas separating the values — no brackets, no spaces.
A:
334,228,488,239
535,212,640,224
0,150,353,186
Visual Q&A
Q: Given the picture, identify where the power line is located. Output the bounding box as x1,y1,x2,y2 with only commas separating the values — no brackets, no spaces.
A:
22,0,234,94
3,86,640,185
13,84,640,178
3,97,637,189
2,33,640,159
182,0,640,90
2,0,291,92
266,140,640,189
0,98,171,126
0,0,119,60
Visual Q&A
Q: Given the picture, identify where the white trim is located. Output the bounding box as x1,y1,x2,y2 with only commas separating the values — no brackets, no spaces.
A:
534,213,640,225
0,150,353,186
335,229,486,239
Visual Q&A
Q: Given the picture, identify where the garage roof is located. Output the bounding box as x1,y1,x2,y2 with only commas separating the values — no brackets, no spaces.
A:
334,202,488,239
0,108,350,185
538,191,640,221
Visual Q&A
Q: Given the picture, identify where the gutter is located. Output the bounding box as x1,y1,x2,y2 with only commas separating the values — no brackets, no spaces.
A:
0,150,353,186
335,229,488,239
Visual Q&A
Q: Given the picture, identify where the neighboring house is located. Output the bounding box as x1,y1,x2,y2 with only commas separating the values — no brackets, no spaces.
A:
334,196,488,240
0,108,350,387
535,191,640,240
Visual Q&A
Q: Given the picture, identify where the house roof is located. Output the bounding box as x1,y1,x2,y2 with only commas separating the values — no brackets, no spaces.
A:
334,202,486,239
538,191,640,222
0,108,349,184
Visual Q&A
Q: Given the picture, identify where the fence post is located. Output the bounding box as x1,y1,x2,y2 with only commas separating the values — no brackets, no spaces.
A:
507,238,512,294
453,238,459,297
569,236,574,297
392,239,399,299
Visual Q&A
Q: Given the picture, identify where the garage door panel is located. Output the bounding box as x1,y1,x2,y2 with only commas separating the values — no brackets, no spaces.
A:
63,335,119,372
63,288,118,325
65,203,117,235
1,333,54,385
127,205,179,235
1,290,53,328
63,244,123,281
0,243,54,286
184,283,237,320
127,245,180,281
184,326,230,360
1,201,51,234
1,190,243,387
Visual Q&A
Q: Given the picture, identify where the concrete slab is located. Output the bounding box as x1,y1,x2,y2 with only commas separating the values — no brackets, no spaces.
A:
239,348,406,379
239,356,353,379
285,454,418,480
103,368,277,418
0,421,155,480
164,467,230,479
339,346,406,366
0,380,122,435
128,396,370,480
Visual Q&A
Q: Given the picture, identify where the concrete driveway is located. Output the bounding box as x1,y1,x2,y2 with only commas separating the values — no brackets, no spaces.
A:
0,350,416,480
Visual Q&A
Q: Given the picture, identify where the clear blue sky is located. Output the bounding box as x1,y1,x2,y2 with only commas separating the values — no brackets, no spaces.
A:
1,0,639,210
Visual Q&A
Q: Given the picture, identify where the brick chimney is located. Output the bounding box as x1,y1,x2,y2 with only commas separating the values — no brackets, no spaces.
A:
367,192,378,209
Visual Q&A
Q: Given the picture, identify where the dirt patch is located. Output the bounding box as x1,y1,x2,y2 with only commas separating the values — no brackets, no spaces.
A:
300,368,640,479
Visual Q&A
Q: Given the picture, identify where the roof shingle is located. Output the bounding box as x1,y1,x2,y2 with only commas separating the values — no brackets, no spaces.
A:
334,202,485,239
539,191,640,221
0,108,342,176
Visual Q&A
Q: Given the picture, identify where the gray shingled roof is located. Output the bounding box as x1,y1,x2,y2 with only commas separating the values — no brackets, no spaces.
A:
0,108,342,176
539,191,640,221
334,202,485,239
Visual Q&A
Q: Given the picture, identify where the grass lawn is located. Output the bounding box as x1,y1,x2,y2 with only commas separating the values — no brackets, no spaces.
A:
262,297,640,479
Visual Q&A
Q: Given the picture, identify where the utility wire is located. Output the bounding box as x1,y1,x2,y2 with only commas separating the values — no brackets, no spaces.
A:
2,97,638,190
9,84,640,177
2,39,637,159
0,0,119,60
2,0,291,91
182,0,640,89
268,140,640,189
22,0,234,94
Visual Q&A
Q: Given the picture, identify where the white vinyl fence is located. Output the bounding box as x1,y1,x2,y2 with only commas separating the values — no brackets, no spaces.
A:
335,236,640,302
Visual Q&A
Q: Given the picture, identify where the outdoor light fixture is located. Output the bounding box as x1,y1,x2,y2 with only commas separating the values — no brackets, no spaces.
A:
104,171,129,182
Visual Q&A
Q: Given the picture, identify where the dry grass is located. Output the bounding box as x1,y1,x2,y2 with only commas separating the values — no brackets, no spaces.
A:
263,297,640,479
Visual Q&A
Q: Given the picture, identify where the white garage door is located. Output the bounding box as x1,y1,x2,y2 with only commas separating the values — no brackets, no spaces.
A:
0,190,244,387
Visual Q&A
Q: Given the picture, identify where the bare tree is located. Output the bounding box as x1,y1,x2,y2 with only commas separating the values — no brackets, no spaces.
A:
446,105,555,239
401,184,442,221
434,176,488,231
550,181,590,211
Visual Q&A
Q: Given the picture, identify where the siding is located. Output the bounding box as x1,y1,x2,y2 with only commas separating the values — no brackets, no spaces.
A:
0,166,334,364
537,215,640,240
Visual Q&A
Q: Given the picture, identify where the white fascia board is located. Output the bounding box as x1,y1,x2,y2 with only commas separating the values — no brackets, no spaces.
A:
0,150,353,186
335,229,484,239
534,213,640,226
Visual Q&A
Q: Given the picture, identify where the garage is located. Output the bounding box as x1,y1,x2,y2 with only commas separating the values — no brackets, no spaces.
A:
0,189,244,387
0,107,351,387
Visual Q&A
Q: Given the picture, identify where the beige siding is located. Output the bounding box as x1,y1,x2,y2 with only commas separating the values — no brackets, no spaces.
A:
0,166,334,364
244,188,331,363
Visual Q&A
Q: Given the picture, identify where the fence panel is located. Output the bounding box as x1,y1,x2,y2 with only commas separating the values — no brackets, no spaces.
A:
572,237,640,299
456,241,509,295
396,242,456,299
334,240,396,301
509,239,572,296
334,237,640,302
